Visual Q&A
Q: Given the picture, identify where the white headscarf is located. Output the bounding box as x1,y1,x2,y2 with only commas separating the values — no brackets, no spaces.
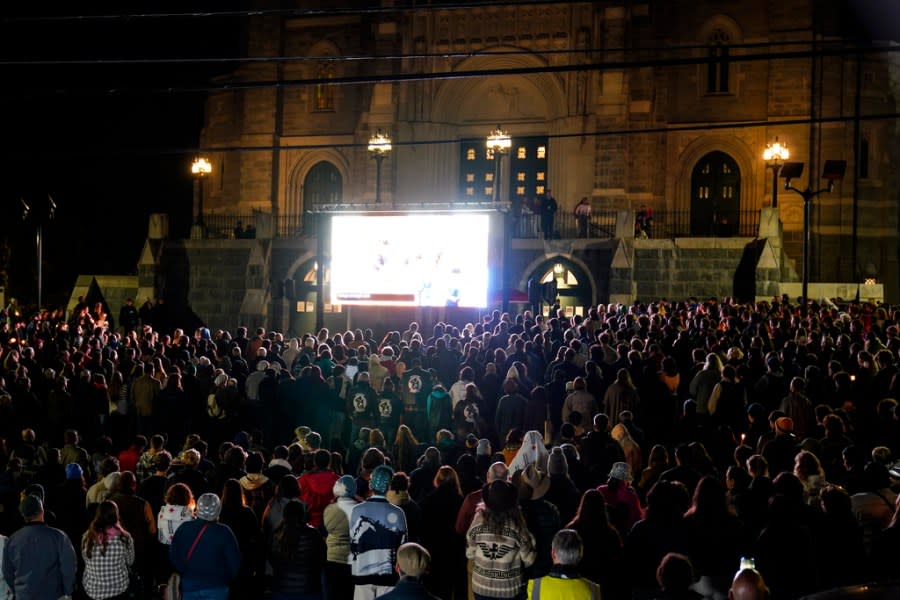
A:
509,430,550,476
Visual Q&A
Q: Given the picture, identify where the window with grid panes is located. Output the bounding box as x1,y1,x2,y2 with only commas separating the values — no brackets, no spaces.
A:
459,136,548,202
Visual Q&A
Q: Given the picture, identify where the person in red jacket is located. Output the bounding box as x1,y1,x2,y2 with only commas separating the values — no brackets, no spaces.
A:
117,435,147,476
299,449,340,528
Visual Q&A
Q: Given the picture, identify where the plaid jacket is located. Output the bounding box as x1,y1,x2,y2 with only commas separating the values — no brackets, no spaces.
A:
81,532,134,600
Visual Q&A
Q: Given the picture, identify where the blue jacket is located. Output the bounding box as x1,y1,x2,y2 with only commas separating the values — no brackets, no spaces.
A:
169,519,241,592
376,576,441,600
2,522,77,600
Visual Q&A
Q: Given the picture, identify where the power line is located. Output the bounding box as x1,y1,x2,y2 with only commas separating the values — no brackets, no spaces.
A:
0,0,603,23
0,38,874,67
17,112,900,157
4,43,898,98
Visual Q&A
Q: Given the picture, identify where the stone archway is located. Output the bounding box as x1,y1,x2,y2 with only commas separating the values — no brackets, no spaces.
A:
521,254,596,311
432,47,567,124
285,150,350,216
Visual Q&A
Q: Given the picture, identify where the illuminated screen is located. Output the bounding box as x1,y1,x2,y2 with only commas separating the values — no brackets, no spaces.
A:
330,213,490,307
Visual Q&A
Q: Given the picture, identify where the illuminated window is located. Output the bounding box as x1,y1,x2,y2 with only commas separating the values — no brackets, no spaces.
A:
314,63,335,111
536,185,545,195
459,136,547,203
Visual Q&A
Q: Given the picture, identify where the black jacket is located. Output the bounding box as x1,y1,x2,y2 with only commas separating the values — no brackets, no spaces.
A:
269,523,326,596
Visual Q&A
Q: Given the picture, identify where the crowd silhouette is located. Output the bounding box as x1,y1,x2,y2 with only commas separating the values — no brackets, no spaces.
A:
0,296,899,600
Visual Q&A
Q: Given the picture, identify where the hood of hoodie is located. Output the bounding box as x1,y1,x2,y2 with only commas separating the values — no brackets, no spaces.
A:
240,472,270,490
301,469,339,496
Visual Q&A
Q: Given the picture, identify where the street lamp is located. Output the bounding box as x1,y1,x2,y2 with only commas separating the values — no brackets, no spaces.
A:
487,125,512,312
19,195,55,310
367,129,392,203
190,156,212,239
763,137,789,208
486,125,511,203
782,160,847,304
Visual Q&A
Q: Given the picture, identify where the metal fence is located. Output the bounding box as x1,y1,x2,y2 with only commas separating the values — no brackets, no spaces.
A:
512,210,618,240
649,209,760,239
203,213,312,239
200,208,760,240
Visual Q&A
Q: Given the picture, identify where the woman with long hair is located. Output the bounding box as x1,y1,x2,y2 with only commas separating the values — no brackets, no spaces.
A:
466,480,536,600
269,501,326,600
220,478,263,599
421,466,465,598
682,476,747,592
392,424,421,474
567,489,625,598
82,501,134,600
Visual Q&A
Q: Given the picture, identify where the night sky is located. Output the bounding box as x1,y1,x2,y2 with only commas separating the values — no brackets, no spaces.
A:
1,1,897,309
0,2,243,307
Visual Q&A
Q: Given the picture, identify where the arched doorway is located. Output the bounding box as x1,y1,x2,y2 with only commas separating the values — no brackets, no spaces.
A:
288,257,330,337
690,151,740,236
527,257,593,316
303,161,343,207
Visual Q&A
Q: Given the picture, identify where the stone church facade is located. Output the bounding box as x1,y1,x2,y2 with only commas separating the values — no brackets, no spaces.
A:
194,0,899,312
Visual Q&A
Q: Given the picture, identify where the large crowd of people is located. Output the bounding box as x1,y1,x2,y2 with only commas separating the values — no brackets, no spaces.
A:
1,296,899,600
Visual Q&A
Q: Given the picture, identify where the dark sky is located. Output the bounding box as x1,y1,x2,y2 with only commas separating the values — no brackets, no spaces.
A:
0,2,243,306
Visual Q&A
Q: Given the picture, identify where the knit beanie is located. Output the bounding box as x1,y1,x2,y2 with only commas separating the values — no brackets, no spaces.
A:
547,446,568,476
476,439,492,457
333,475,357,499
370,465,394,495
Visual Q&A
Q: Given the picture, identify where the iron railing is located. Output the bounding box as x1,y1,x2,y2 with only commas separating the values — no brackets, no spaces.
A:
511,210,618,240
198,208,761,240
203,213,312,239
649,209,760,239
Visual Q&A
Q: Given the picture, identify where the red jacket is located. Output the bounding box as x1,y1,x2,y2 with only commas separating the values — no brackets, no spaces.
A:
299,469,340,527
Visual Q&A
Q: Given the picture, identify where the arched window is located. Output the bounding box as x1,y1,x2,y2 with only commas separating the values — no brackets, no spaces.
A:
707,28,730,94
314,63,335,111
303,161,342,208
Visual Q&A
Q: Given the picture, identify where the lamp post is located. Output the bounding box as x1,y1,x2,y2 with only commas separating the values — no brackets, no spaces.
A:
190,157,212,239
19,195,55,310
782,160,847,304
486,125,511,203
367,129,392,204
763,137,789,208
487,125,512,312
